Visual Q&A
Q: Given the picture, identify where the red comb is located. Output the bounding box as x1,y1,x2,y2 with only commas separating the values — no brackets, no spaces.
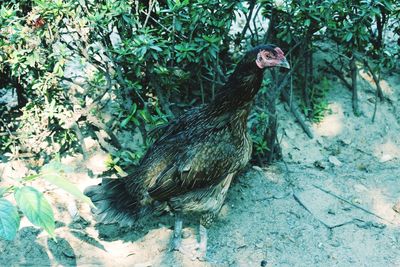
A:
274,47,285,59
274,47,284,55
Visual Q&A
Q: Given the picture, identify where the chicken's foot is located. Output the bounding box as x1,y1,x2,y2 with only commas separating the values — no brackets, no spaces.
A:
171,217,210,261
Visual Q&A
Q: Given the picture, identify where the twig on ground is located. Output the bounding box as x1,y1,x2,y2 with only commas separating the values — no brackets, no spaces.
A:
312,184,394,225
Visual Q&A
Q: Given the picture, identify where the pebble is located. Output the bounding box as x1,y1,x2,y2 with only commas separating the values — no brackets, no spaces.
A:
380,154,393,163
328,156,342,166
314,160,328,169
340,137,352,145
255,242,264,249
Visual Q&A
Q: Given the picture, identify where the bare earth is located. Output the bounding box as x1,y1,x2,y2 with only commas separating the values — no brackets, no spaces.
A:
1,72,399,267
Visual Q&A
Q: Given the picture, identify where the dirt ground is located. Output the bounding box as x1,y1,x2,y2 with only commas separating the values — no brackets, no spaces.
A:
1,71,399,266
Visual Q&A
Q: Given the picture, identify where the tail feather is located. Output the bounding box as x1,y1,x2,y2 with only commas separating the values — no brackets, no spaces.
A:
84,178,143,227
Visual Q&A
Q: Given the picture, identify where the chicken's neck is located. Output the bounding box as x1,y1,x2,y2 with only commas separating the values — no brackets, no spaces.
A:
208,64,264,121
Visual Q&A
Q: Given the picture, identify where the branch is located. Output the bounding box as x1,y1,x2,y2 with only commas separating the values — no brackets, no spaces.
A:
72,122,89,159
350,56,360,116
324,59,352,90
240,0,257,41
143,0,157,28
140,10,188,40
363,59,384,101
281,88,314,139
313,184,395,225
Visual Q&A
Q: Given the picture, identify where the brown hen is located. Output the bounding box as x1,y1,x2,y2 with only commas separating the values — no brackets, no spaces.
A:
85,44,289,260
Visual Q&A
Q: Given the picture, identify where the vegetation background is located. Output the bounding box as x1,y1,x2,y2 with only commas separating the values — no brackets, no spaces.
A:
0,0,399,264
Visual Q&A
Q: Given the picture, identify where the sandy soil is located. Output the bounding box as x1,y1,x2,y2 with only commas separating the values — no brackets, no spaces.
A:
0,71,399,267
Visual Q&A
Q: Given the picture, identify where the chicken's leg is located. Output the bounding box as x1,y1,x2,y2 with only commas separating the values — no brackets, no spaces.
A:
171,216,209,261
172,214,183,251
197,223,208,260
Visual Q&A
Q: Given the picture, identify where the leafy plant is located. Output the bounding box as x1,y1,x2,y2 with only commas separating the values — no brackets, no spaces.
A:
0,159,92,240
301,77,331,123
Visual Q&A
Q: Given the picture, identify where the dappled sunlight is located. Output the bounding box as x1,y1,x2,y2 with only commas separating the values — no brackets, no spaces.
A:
359,70,395,97
367,188,400,227
313,102,344,137
86,152,109,175
380,80,394,96
373,139,400,162
0,160,28,181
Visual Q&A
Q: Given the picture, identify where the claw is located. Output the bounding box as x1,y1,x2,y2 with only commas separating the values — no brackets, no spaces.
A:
171,217,212,261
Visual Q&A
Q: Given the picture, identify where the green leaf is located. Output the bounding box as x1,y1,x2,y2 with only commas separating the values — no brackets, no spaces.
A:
0,187,7,197
53,61,64,77
344,32,353,42
14,186,55,237
0,198,20,240
41,161,94,207
121,103,137,128
150,45,162,52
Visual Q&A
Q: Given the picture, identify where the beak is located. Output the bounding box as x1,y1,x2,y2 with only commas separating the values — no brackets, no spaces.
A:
277,58,290,69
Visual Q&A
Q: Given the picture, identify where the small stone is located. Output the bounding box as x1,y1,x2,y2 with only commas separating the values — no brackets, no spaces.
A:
380,154,393,163
343,139,351,145
255,242,264,249
314,160,328,169
261,260,268,267
328,156,342,167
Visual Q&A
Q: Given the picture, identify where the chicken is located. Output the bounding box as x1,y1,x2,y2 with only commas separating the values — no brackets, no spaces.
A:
85,44,290,260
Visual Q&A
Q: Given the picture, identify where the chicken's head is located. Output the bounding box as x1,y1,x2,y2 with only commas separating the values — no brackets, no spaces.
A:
253,45,290,69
